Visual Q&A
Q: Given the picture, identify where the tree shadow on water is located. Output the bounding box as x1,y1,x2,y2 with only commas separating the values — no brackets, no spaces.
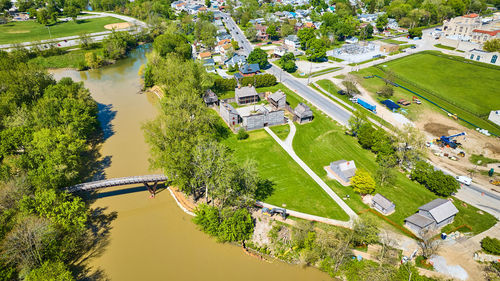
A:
97,103,117,141
72,207,118,281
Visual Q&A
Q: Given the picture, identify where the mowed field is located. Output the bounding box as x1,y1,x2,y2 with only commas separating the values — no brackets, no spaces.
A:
381,52,500,117
223,129,350,221
0,17,124,44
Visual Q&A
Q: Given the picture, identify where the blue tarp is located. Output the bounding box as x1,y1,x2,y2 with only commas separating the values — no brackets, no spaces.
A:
381,99,400,111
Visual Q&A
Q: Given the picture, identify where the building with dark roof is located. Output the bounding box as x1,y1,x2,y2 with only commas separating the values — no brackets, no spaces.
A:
294,103,313,123
235,85,259,105
238,63,261,77
203,89,219,106
372,193,395,215
405,199,459,235
268,90,286,109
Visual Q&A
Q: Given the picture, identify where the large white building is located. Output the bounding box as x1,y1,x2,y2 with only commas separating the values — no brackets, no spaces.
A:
464,49,500,65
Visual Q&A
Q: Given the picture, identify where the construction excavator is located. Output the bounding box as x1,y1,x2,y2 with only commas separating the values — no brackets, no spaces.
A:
435,132,466,149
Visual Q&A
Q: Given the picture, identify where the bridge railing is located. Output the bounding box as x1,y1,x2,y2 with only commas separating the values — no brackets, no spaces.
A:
66,174,168,192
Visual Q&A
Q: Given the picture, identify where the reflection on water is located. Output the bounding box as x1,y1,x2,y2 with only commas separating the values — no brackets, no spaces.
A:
50,47,330,281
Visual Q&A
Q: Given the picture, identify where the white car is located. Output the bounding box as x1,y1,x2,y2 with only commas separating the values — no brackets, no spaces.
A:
456,176,472,186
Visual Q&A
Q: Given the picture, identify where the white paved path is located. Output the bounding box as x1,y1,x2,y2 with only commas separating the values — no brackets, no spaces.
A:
264,123,358,220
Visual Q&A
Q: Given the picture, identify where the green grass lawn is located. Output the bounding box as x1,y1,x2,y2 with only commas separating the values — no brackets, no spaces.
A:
223,129,350,221
270,124,290,140
28,48,103,69
379,51,500,118
434,44,456,50
351,54,500,136
0,17,124,44
283,88,496,235
382,39,408,44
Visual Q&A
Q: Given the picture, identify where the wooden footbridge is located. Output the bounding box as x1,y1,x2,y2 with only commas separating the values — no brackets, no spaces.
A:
66,174,168,196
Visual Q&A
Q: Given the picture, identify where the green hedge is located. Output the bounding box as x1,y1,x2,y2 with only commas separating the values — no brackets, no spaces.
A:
481,237,500,255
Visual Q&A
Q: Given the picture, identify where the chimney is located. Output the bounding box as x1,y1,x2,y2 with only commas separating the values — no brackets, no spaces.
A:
238,84,241,89
248,84,251,87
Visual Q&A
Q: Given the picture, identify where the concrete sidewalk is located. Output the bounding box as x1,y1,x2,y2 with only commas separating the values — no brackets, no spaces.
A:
264,126,358,220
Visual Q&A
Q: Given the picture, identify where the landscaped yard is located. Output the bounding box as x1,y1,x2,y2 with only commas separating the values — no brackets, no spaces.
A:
285,88,496,235
223,129,350,221
0,17,124,44
29,47,103,68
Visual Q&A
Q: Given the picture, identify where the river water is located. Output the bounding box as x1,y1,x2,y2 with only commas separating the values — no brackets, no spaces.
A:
50,47,330,281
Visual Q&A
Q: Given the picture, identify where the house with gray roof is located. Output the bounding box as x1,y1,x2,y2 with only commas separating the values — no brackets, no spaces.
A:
372,193,395,215
224,54,246,68
405,199,459,235
294,103,313,123
268,90,286,109
329,160,356,183
235,85,259,105
203,89,218,106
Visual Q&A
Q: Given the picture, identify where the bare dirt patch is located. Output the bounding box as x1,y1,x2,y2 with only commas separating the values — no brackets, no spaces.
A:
104,22,132,30
7,30,30,34
416,111,500,188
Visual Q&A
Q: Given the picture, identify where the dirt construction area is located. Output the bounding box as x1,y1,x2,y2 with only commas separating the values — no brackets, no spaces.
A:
415,111,500,188
104,22,132,30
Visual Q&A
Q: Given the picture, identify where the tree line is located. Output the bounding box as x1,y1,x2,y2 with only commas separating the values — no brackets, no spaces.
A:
143,29,275,242
0,52,112,280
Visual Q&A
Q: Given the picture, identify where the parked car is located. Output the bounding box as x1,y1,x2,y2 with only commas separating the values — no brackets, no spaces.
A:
456,176,472,186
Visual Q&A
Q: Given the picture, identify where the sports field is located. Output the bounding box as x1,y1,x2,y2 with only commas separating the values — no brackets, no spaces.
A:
381,52,500,118
0,17,124,44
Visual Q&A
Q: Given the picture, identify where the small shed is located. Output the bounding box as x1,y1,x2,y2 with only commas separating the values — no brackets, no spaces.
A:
329,160,356,183
372,193,395,215
268,90,286,109
203,89,219,106
294,103,313,123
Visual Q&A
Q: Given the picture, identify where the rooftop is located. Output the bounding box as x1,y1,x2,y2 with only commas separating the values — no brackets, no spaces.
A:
295,103,313,118
240,63,260,74
405,213,435,228
235,85,258,98
419,199,459,223
372,193,394,210
268,90,286,102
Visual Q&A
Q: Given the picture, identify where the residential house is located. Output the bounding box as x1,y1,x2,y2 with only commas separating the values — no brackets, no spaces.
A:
372,194,395,215
284,35,301,50
216,33,232,42
443,13,482,40
294,103,313,123
235,85,259,105
220,101,240,126
387,18,399,30
198,52,212,60
273,45,287,58
268,90,286,109
214,19,224,26
358,13,378,23
329,160,356,183
224,54,246,68
203,89,219,106
255,24,269,41
405,199,459,235
216,42,233,55
238,104,285,130
237,63,260,78
465,49,499,65
203,58,215,67
171,1,186,11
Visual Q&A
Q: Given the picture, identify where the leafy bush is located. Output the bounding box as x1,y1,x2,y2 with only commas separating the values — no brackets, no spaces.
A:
214,78,237,91
481,237,500,255
411,161,459,196
351,169,376,194
240,74,277,88
193,204,254,242
237,128,249,140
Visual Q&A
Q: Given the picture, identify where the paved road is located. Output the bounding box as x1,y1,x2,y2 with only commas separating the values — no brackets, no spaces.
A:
264,125,358,220
267,64,352,125
257,201,353,228
222,13,252,56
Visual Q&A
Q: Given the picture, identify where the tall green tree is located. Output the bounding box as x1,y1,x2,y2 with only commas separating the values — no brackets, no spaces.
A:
247,48,269,68
351,169,376,194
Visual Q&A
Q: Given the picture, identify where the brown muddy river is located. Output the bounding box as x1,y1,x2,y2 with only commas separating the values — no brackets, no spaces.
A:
51,47,330,281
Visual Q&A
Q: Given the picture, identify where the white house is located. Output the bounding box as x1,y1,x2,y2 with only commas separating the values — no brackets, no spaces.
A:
464,49,500,65
284,35,301,49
